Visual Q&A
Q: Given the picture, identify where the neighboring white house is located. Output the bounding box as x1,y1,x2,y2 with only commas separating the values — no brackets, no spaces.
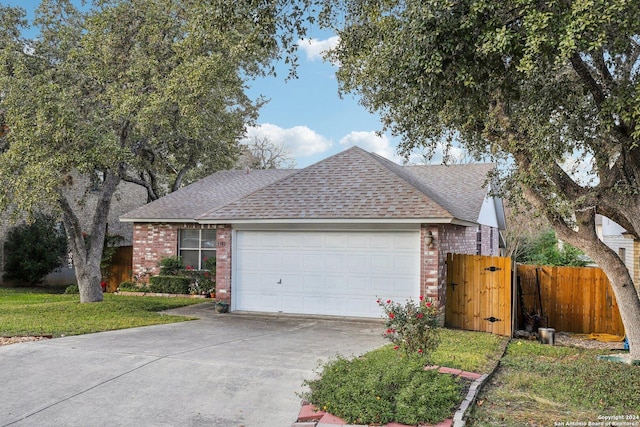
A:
600,215,640,291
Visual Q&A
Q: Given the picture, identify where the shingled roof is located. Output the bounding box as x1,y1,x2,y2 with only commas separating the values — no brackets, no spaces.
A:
121,146,497,224
120,169,296,222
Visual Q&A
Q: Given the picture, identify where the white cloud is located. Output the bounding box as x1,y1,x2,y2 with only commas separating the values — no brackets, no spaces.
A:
243,123,333,158
297,36,340,62
339,131,401,163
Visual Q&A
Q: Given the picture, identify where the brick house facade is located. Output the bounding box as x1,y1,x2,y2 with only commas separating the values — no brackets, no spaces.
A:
132,221,500,308
122,147,505,317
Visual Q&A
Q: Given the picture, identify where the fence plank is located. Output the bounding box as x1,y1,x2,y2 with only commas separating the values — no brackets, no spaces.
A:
516,264,624,336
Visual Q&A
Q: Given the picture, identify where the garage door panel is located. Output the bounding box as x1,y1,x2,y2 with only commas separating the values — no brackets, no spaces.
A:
394,254,419,270
348,234,370,248
282,233,303,248
346,275,369,292
325,234,348,248
261,253,281,270
325,275,346,290
303,233,323,247
371,254,392,272
261,233,281,247
303,274,324,290
325,254,344,270
235,230,420,317
393,277,417,294
281,295,303,312
371,234,392,248
346,296,372,315
303,253,324,270
394,233,418,249
347,254,370,272
282,253,303,269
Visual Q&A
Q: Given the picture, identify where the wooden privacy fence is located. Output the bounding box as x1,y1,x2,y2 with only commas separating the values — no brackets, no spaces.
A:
445,253,513,336
106,246,132,292
517,264,624,336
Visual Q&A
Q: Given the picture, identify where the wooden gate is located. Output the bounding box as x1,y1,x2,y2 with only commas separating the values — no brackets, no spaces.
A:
107,246,133,292
446,253,513,336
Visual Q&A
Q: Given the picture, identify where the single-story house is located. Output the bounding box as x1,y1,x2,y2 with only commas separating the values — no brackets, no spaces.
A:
120,146,506,318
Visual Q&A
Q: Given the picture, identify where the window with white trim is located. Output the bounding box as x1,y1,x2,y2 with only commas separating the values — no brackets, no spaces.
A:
178,229,216,270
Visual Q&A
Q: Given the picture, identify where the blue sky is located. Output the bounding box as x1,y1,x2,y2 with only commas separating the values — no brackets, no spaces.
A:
6,1,457,167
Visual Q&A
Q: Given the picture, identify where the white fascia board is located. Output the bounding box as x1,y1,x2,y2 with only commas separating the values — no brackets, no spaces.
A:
197,217,455,225
119,217,199,223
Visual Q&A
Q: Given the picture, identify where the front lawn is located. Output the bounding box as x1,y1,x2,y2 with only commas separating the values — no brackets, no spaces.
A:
468,340,640,426
302,329,509,425
0,287,204,337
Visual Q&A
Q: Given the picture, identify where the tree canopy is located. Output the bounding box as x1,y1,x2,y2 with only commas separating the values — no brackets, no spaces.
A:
313,0,640,357
0,0,308,301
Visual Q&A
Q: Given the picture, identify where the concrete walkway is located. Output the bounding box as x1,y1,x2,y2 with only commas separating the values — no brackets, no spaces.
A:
0,304,385,427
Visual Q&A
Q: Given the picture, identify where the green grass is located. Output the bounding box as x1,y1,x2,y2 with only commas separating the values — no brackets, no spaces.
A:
468,339,640,426
302,328,508,425
0,287,205,337
431,328,509,372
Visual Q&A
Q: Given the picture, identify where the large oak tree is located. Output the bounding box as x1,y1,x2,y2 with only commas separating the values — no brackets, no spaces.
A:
0,0,307,302
313,0,640,358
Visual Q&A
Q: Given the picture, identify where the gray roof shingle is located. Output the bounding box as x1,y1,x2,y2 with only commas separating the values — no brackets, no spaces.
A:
199,147,452,221
120,169,296,221
121,146,496,224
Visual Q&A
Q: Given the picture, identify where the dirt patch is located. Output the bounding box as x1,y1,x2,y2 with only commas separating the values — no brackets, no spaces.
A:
0,336,52,347
554,332,625,350
515,329,625,350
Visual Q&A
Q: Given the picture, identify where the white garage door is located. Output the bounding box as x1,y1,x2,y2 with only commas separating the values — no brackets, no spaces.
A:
234,230,420,318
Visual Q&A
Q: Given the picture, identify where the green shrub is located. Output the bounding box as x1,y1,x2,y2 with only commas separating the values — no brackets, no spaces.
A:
118,281,145,292
148,275,190,294
377,296,440,358
64,284,79,294
158,256,184,276
395,373,463,424
303,346,463,425
3,213,68,284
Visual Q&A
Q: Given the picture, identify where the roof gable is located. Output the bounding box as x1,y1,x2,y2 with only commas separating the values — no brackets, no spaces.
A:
121,146,500,226
400,162,496,224
199,147,452,221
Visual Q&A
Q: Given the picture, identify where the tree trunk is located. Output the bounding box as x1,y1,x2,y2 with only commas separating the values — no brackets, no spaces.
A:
58,170,121,303
579,242,640,360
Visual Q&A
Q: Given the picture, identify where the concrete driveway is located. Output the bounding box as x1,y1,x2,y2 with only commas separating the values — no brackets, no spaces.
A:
0,303,386,427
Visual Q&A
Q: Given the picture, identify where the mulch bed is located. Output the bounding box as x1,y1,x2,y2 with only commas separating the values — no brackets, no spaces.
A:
0,336,52,346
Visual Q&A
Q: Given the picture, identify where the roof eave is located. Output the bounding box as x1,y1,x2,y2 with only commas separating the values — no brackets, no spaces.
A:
119,217,200,224
197,217,462,225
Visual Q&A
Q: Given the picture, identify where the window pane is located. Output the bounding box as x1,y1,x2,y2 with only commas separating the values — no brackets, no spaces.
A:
180,229,200,248
201,250,216,269
201,229,216,248
180,250,199,269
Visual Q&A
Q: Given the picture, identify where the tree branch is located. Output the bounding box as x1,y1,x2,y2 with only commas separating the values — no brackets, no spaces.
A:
569,52,606,108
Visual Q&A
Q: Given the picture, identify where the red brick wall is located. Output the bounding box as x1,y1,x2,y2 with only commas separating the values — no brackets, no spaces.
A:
420,225,440,303
214,225,232,303
131,223,222,282
132,223,179,281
